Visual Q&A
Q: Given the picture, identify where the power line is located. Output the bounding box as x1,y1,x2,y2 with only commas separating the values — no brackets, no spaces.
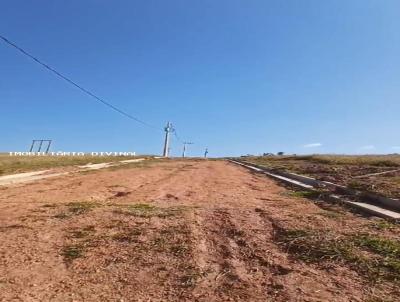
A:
0,34,159,130
173,129,182,142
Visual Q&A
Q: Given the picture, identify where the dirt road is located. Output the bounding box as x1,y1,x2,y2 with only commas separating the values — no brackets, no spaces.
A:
1,160,399,301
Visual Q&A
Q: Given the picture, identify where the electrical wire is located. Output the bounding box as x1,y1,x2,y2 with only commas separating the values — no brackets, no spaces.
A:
173,129,182,142
0,34,159,130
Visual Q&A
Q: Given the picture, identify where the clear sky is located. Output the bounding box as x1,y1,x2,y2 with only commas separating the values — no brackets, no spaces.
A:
1,0,399,157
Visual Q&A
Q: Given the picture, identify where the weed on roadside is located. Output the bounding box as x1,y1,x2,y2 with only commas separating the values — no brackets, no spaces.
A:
348,180,366,190
274,225,400,282
288,190,323,199
353,234,400,258
370,220,398,231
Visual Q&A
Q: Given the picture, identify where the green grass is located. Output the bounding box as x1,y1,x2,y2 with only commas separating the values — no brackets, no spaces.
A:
275,227,400,282
288,190,323,199
353,234,400,258
370,220,398,231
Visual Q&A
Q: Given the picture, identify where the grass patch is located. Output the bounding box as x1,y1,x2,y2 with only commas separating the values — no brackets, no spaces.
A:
150,224,192,257
348,180,366,190
66,201,99,215
113,203,184,218
275,226,400,282
112,228,142,242
61,244,84,263
113,203,156,217
69,226,96,239
179,265,204,288
288,190,322,199
371,220,398,231
54,202,100,219
170,244,190,256
353,234,400,258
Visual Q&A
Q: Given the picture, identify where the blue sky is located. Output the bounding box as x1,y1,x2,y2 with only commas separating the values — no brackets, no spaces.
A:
1,0,399,157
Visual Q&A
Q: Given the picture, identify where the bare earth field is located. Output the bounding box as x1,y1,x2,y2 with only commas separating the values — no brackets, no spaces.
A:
1,159,400,301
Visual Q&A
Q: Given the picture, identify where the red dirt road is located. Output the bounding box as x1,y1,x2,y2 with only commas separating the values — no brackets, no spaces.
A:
0,160,399,301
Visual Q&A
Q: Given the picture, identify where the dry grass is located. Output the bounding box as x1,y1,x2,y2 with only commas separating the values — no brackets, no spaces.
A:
245,154,400,167
0,154,147,175
243,154,400,199
112,203,185,218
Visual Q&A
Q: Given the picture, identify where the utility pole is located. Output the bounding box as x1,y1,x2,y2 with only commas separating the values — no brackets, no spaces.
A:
182,142,193,158
163,121,174,157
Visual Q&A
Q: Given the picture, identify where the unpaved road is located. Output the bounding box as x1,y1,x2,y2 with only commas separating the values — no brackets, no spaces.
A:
0,160,399,301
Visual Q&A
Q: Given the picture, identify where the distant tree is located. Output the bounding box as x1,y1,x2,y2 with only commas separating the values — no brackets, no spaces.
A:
277,152,284,156
263,153,274,156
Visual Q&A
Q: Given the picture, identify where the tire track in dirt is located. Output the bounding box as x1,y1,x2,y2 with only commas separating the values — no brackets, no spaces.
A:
188,207,292,301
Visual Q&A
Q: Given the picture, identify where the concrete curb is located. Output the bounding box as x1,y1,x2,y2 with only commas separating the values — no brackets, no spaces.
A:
229,159,400,220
